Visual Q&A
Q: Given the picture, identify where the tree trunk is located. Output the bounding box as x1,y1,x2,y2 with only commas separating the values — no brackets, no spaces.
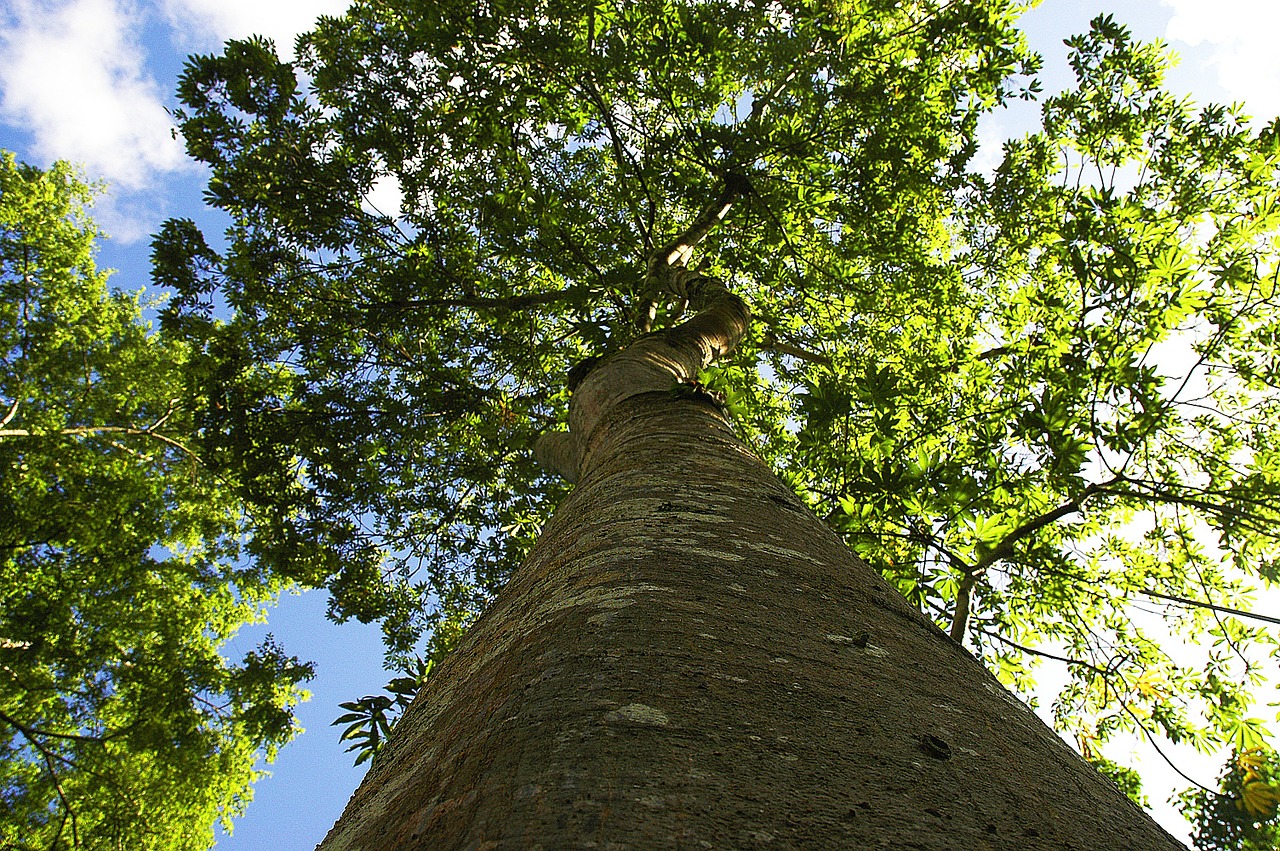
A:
318,362,1185,848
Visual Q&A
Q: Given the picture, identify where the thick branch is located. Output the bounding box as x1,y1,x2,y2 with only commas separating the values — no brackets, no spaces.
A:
974,498,1088,573
973,478,1132,576
649,179,744,275
948,572,975,643
949,497,1084,643
533,432,579,484
759,331,832,366
536,179,753,483
636,176,752,331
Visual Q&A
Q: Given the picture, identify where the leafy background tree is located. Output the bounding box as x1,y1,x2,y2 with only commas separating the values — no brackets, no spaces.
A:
0,0,1277,847
0,152,312,849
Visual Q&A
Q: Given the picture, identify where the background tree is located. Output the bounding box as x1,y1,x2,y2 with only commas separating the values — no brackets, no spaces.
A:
0,152,312,850
1182,746,1280,850
158,0,1280,838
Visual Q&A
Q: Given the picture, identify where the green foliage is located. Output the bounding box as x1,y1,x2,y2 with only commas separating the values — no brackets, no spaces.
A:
161,0,1280,828
784,8,1280,759
1181,747,1280,850
333,656,433,766
1089,755,1148,808
333,590,472,766
162,0,1034,665
0,152,312,849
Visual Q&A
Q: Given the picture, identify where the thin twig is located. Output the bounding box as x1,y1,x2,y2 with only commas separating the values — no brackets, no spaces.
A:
1139,588,1280,627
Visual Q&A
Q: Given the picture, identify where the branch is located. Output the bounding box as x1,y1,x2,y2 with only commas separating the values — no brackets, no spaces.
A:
1118,702,1216,795
758,331,832,366
637,175,753,331
1139,588,1280,627
147,398,180,432
742,62,805,128
972,623,1108,678
975,500,1086,572
579,76,653,250
1095,482,1278,534
949,571,975,643
650,179,745,273
0,425,201,462
974,480,1121,574
947,482,1116,640
0,710,112,745
373,290,577,313
532,431,579,483
0,710,81,847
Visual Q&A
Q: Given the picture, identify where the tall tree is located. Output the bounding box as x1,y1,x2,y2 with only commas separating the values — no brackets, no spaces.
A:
162,0,1280,841
317,188,1188,847
0,152,312,849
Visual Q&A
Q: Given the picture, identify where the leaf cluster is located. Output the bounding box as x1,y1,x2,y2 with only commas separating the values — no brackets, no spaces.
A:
1180,746,1280,850
161,0,1034,667
788,15,1280,801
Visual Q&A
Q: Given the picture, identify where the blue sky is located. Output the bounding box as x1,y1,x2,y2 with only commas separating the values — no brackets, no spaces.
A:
1,0,1277,847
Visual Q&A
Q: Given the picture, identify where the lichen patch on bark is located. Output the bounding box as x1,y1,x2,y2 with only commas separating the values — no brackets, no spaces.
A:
602,704,671,727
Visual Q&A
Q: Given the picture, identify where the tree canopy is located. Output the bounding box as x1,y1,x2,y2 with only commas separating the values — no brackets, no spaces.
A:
0,152,312,849
163,0,1035,672
48,0,1280,843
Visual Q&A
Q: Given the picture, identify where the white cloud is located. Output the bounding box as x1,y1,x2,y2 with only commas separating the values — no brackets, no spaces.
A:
361,174,403,220
161,0,349,58
0,1,347,240
0,0,188,191
1163,0,1280,120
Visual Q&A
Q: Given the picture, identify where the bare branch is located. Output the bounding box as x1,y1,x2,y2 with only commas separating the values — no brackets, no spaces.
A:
0,425,201,463
758,333,832,367
1139,588,1280,627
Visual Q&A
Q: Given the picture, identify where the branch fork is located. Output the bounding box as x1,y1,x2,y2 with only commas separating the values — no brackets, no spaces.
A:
536,178,753,483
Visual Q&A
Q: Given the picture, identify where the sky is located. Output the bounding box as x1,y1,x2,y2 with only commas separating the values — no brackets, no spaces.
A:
0,0,1277,847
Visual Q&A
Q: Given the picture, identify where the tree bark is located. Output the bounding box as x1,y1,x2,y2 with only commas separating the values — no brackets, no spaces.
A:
319,331,1185,848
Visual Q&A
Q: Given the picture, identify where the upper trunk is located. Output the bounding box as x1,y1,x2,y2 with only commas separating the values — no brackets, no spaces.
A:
319,321,1184,849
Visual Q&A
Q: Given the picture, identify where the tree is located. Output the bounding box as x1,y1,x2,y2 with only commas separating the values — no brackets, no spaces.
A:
160,0,1280,842
0,152,312,849
317,190,1188,847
